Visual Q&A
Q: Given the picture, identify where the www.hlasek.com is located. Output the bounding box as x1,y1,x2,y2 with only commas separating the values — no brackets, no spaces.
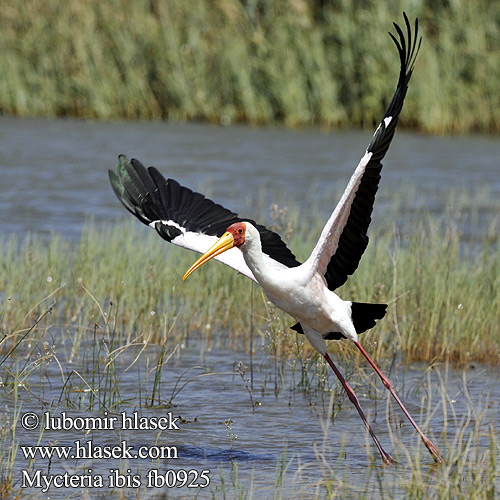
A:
20,411,210,491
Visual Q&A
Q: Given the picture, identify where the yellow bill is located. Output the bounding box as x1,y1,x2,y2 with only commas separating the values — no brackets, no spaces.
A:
182,231,235,281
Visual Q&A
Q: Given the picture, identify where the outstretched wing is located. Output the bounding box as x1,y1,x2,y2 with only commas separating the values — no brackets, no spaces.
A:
306,13,421,290
109,156,301,281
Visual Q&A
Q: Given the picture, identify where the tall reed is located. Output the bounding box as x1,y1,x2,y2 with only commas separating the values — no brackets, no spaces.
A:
0,0,499,132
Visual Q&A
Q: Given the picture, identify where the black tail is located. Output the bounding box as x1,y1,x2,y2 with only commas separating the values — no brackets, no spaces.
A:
290,301,387,340
350,302,387,334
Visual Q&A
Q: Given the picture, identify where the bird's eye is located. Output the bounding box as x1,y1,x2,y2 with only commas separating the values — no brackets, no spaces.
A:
238,228,243,234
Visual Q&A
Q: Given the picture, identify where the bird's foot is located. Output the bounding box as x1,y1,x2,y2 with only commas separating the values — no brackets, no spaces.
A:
426,441,443,464
382,452,395,465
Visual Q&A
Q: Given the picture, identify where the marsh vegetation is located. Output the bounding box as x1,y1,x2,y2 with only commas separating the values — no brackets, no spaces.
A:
1,0,499,132
2,191,498,368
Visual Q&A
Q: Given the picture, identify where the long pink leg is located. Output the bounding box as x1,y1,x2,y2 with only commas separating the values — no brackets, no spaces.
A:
324,353,394,465
354,342,442,463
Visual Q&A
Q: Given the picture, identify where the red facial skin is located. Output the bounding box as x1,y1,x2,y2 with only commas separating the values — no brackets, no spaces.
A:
226,222,246,248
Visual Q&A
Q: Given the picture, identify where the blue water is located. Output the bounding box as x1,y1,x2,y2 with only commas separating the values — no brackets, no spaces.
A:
1,117,499,239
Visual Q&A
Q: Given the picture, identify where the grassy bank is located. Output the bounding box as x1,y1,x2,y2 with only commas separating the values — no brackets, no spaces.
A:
0,0,499,133
1,194,499,368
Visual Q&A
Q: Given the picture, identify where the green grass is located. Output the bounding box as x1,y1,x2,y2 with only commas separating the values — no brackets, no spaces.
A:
1,191,499,368
0,0,499,132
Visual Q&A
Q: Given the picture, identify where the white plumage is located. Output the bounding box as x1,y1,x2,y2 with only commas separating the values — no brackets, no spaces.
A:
109,14,441,464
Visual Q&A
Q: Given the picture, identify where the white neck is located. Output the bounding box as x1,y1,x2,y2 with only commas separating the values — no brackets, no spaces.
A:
239,223,272,285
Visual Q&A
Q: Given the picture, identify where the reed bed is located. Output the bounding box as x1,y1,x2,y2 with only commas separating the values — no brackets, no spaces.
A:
0,0,499,133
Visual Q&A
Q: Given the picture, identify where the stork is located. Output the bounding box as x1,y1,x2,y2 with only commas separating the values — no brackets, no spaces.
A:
109,14,442,464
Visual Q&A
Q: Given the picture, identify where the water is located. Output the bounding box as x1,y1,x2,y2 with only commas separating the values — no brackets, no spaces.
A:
1,116,499,239
1,117,499,498
8,339,500,499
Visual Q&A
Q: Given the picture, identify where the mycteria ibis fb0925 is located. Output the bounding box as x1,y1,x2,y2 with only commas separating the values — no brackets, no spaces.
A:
109,14,442,464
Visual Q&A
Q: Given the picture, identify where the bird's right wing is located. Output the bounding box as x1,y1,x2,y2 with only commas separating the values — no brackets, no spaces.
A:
305,13,421,290
109,156,301,281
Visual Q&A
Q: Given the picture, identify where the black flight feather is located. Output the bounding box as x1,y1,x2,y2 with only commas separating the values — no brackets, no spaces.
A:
323,13,421,291
109,156,301,270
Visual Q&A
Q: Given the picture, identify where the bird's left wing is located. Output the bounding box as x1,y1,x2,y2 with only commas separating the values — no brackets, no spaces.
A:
109,156,301,281
305,13,421,291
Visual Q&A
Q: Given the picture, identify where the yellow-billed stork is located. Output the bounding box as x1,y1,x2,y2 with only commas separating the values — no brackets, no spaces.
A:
109,14,441,464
